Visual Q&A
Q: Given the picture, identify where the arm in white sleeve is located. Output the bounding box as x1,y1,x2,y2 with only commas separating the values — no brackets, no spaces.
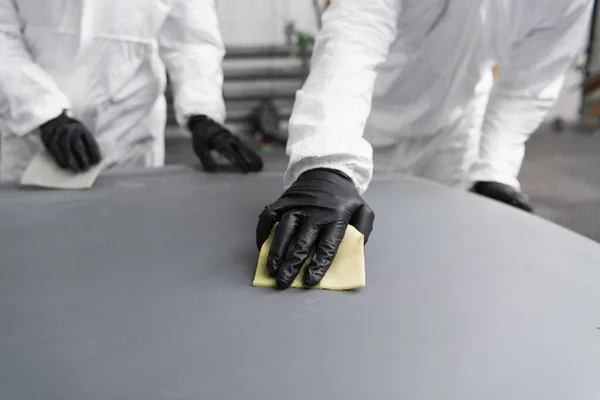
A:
470,0,593,189
0,0,70,136
158,0,226,127
284,0,401,194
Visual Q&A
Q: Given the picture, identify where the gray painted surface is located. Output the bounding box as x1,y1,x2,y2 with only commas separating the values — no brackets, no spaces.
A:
1,167,599,399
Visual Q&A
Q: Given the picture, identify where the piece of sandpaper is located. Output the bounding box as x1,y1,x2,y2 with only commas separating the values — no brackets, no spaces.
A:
20,142,113,190
253,225,366,290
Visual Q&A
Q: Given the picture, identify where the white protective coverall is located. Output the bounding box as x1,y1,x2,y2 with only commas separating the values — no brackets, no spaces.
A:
284,0,593,194
0,0,225,180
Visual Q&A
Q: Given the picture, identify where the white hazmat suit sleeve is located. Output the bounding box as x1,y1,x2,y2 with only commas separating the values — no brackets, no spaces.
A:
284,0,401,194
158,0,226,126
0,0,70,136
470,0,593,190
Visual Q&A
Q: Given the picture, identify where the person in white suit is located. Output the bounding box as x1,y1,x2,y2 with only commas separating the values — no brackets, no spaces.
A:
0,0,263,180
257,0,594,290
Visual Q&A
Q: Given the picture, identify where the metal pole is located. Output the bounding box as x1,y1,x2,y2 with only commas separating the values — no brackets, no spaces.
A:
312,0,323,30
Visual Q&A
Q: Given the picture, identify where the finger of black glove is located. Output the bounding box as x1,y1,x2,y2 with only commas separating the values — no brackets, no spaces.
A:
349,204,375,244
219,145,250,173
520,202,533,213
512,194,534,213
304,220,346,287
267,212,301,278
256,207,279,250
487,189,514,204
81,131,102,166
59,128,82,172
70,133,90,172
193,137,219,172
44,130,68,169
234,141,263,172
276,224,319,290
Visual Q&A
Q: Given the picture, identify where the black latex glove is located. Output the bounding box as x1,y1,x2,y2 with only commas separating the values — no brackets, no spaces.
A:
188,115,263,173
39,111,102,173
256,168,375,290
471,181,534,212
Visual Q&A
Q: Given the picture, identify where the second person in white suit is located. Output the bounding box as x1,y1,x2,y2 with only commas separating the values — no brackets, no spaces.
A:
258,0,594,289
0,0,263,180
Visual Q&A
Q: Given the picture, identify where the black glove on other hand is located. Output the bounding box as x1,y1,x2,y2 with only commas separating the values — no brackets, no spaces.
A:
188,115,263,173
40,112,102,172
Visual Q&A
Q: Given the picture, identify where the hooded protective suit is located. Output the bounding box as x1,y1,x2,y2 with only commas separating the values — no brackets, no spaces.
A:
284,0,593,194
0,0,225,180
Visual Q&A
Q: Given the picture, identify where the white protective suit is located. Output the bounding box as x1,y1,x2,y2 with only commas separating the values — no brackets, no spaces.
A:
0,0,225,180
284,0,593,194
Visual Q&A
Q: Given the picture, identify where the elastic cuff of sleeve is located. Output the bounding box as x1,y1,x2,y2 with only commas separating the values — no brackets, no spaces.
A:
177,104,226,129
4,103,70,137
284,156,372,195
468,167,521,191
186,114,210,131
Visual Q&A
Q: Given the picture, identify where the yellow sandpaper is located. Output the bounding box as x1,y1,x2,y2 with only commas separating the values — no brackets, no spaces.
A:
253,225,365,290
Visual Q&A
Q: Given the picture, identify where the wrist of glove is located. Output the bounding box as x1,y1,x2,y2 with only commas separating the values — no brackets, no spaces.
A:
40,111,102,173
256,168,375,290
188,114,263,173
470,181,533,212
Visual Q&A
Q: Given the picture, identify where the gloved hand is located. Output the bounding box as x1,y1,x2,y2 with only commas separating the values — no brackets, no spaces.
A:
40,111,102,172
256,168,375,290
470,181,534,212
188,115,263,173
